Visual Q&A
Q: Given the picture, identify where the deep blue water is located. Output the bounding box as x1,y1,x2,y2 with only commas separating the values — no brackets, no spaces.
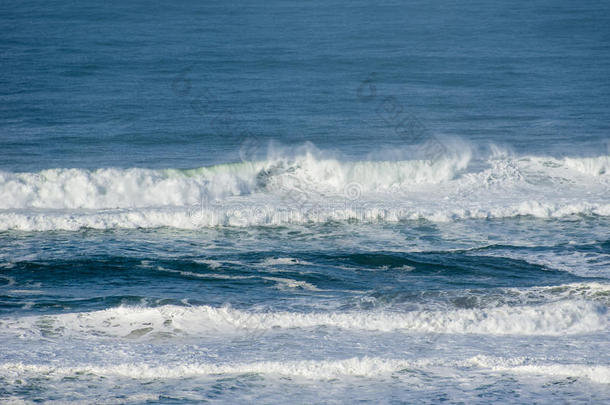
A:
1,1,609,404
3,0,610,171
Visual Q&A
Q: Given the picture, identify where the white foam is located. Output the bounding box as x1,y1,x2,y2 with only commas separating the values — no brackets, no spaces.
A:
518,282,610,304
194,259,223,269
261,277,320,291
1,199,610,231
1,299,606,340
0,357,413,380
261,257,312,266
2,356,608,384
7,290,45,295
154,267,319,290
0,163,264,210
155,266,254,281
564,156,610,176
0,153,608,231
467,355,610,384
0,153,468,210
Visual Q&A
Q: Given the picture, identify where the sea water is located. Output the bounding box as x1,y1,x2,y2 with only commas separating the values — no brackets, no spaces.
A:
1,1,609,403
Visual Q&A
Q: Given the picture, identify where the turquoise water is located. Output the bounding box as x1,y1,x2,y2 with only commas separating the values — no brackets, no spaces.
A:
1,1,609,403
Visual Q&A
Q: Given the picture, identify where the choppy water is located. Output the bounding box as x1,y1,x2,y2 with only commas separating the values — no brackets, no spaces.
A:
1,0,609,404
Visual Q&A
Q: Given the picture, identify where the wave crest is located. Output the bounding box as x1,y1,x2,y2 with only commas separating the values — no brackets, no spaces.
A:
1,152,609,230
2,300,606,339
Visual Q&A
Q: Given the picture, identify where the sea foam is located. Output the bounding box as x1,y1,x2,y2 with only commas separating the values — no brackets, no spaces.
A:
1,299,606,340
2,356,608,383
0,153,608,230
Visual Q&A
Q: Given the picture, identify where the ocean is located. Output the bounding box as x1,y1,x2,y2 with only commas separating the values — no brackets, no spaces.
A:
1,0,609,403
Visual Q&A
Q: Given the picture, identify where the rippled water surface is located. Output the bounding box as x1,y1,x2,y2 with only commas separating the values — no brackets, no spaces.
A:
1,0,609,403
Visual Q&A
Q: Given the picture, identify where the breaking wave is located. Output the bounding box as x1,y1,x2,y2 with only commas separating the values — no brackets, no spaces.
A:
0,152,608,230
1,299,606,339
1,356,608,383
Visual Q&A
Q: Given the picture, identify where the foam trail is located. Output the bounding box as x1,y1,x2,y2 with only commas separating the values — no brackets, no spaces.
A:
467,355,610,384
0,357,414,380
1,201,610,231
155,266,320,291
2,356,608,383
